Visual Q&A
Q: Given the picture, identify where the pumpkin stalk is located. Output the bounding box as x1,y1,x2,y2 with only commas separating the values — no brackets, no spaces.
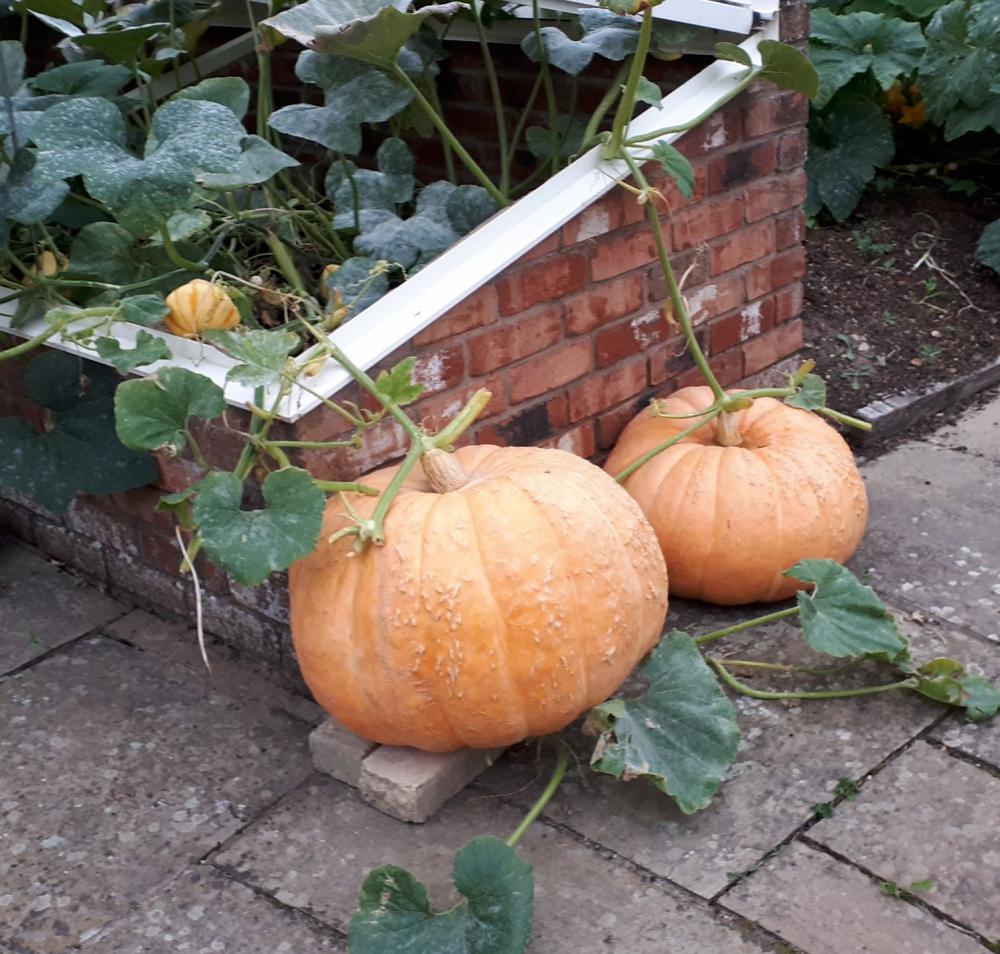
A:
506,742,568,848
421,447,470,493
716,410,743,447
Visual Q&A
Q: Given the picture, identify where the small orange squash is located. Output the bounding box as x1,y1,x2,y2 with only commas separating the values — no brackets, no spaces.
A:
164,279,240,337
605,386,868,605
289,445,668,752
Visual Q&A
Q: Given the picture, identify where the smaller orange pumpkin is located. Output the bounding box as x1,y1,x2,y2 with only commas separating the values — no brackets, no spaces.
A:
164,279,240,338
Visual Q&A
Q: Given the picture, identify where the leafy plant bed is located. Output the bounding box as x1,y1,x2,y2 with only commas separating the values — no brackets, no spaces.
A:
801,180,1000,442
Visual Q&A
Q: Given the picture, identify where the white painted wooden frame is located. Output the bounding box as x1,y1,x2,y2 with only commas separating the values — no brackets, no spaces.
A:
0,0,778,422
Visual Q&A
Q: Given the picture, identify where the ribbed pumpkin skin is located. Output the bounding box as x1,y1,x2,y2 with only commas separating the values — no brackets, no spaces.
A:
289,445,668,752
164,279,240,337
604,386,868,605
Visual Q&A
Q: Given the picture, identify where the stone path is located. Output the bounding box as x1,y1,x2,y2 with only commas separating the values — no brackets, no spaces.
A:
2,390,1000,954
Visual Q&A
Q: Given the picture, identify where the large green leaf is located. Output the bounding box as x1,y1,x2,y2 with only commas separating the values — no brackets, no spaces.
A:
95,330,172,373
521,8,640,76
171,76,250,119
809,10,925,107
348,837,534,954
806,93,894,221
114,367,225,454
196,135,299,190
323,255,390,317
919,0,1000,139
29,60,132,97
68,221,192,292
260,0,396,46
975,218,1000,277
193,467,325,586
267,52,411,154
648,141,694,198
373,356,423,406
0,147,69,228
32,97,247,236
914,658,1000,721
326,137,415,229
74,22,169,66
757,39,821,99
0,352,157,513
587,632,741,814
785,373,828,410
786,560,911,664
202,328,299,388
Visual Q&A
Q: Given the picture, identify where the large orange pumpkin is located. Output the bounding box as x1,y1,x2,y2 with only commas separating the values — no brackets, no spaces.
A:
289,445,668,752
604,386,867,605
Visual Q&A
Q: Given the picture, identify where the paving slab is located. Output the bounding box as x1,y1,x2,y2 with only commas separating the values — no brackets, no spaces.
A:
80,866,344,952
854,441,1000,638
0,538,124,674
477,610,993,899
722,840,990,954
213,776,779,954
929,391,1000,464
0,637,312,953
808,741,1000,941
932,716,1000,771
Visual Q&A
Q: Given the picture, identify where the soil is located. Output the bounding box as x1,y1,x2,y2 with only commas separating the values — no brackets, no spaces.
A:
800,180,1000,420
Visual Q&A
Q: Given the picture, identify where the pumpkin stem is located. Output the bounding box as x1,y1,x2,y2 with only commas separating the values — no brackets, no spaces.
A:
421,448,470,493
716,411,743,447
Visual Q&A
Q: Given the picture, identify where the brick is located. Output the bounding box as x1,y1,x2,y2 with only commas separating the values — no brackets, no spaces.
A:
562,193,624,246
648,332,703,386
742,92,808,140
565,273,644,334
496,253,588,314
106,487,176,530
477,394,567,446
745,168,808,222
290,384,363,444
778,127,808,171
707,141,777,193
229,572,290,624
520,231,561,262
649,163,709,214
775,209,806,249
414,284,498,346
0,494,37,545
680,274,746,324
745,259,772,300
138,523,228,594
710,220,776,275
676,345,743,389
65,497,139,556
771,246,807,289
104,547,192,617
595,307,672,367
647,249,707,302
540,422,597,459
508,340,592,404
591,228,658,281
359,745,506,823
742,318,804,375
410,343,465,397
566,358,646,422
199,590,287,664
775,281,805,323
675,107,742,158
155,452,204,494
300,418,409,482
779,0,810,43
597,398,645,450
190,419,248,471
708,297,776,354
671,196,745,251
415,377,506,433
35,522,107,583
467,304,562,375
310,719,378,788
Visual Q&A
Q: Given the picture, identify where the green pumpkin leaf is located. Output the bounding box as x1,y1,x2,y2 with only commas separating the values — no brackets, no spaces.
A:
348,836,534,954
808,11,922,107
715,41,753,67
94,330,172,374
914,658,1000,720
193,467,325,586
114,367,225,454
806,92,894,222
156,209,212,244
521,9,640,76
648,141,695,198
975,219,1000,277
0,147,70,228
260,0,396,46
202,328,299,388
373,356,423,407
33,97,247,236
634,76,663,107
524,115,587,161
757,39,821,99
197,135,299,190
919,0,1000,139
786,560,911,664
69,221,194,293
326,137,415,229
785,373,828,410
0,352,157,513
171,76,250,119
29,60,132,97
323,256,389,317
587,631,741,814
74,22,169,66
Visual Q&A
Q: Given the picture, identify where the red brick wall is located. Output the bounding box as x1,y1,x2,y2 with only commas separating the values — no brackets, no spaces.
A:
0,0,810,667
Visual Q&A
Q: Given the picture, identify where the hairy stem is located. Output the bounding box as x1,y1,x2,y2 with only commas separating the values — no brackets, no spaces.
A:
314,480,380,495
531,0,561,178
507,742,568,848
708,658,919,701
160,228,206,272
471,0,510,196
613,409,719,483
605,7,654,156
694,606,800,645
580,60,630,149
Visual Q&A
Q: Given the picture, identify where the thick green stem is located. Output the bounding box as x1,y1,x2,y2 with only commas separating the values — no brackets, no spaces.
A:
470,0,510,196
694,606,800,645
613,409,719,483
605,7,654,156
580,60,630,149
719,658,866,677
506,743,568,848
160,228,206,272
265,438,357,449
392,66,507,207
708,657,919,701
507,72,544,171
531,0,561,178
428,388,492,449
364,442,423,544
817,406,873,431
0,322,64,361
315,480,379,495
264,231,307,296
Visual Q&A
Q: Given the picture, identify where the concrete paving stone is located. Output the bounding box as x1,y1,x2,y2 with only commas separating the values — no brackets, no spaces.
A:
0,538,124,675
809,741,1000,941
81,866,344,952
932,716,1000,771
477,610,993,899
929,391,1000,464
853,441,1000,639
722,840,990,954
309,720,376,788
0,637,312,953
213,776,780,954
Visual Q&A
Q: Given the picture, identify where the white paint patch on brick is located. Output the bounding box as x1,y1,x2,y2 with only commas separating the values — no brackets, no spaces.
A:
740,301,763,340
555,431,578,454
630,310,661,349
414,352,447,391
686,284,718,322
574,205,612,243
706,122,728,150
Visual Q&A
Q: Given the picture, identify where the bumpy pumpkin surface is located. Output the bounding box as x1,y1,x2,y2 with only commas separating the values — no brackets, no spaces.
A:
164,279,240,337
604,386,868,605
289,445,668,752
